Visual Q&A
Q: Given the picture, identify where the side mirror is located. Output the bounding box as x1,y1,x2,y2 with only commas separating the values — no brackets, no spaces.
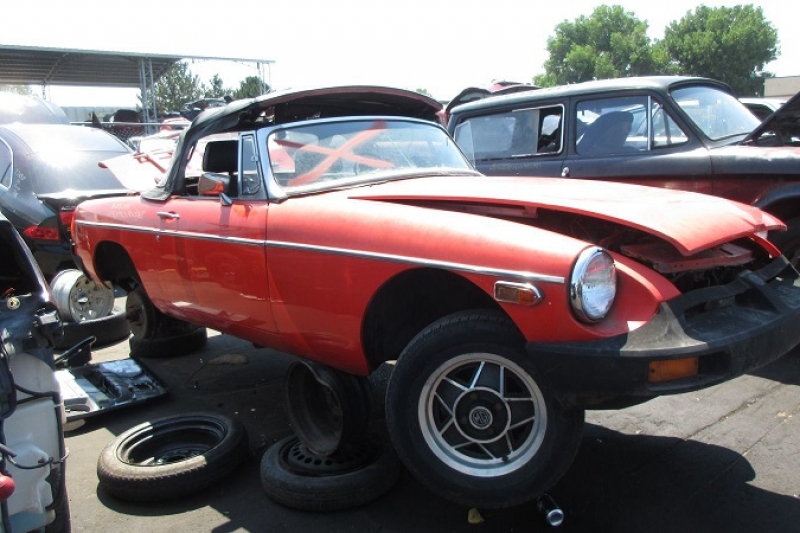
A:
198,172,230,196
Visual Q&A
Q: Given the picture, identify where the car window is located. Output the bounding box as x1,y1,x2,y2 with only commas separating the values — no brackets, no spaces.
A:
0,139,11,188
25,151,131,194
575,96,688,154
672,86,759,141
575,97,647,155
452,105,563,162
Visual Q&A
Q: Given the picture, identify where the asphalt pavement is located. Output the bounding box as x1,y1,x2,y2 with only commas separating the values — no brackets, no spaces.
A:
61,330,800,533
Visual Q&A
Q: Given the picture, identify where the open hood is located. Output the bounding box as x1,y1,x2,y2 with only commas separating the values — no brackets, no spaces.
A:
351,175,784,256
742,90,800,146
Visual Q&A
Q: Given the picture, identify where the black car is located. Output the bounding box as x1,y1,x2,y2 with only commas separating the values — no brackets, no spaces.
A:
446,76,800,260
0,123,141,278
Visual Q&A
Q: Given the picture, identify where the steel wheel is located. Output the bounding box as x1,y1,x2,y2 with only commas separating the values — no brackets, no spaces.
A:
420,352,547,477
97,412,249,502
51,269,114,322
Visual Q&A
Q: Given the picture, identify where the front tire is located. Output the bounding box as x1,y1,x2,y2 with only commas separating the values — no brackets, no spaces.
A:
385,310,584,509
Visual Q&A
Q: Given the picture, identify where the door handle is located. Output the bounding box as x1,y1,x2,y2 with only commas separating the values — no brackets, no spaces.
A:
561,166,570,178
157,211,180,220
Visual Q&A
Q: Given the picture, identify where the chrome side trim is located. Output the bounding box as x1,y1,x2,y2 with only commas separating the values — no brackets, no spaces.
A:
75,220,265,247
75,220,566,284
268,240,565,284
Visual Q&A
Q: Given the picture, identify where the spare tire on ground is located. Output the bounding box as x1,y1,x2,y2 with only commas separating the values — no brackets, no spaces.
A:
260,432,402,512
97,412,249,502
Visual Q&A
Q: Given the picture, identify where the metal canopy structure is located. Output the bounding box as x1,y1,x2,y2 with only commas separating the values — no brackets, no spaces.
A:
0,45,274,125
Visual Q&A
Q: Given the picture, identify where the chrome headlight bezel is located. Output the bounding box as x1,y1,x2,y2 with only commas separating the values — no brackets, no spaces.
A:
570,247,617,323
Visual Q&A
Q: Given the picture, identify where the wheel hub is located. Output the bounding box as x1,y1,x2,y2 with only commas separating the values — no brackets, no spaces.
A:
420,353,549,476
454,388,510,442
279,436,380,476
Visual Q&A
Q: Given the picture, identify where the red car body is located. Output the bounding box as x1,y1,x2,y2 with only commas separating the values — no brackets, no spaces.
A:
71,86,800,509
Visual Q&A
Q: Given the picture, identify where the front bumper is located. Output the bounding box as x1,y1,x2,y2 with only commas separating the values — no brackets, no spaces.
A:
527,257,800,408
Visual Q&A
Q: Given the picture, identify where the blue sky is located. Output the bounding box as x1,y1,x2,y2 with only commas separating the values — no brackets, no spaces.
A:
4,0,797,107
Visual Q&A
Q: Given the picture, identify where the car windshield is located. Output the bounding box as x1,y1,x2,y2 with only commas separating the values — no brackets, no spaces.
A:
267,119,474,193
672,85,760,141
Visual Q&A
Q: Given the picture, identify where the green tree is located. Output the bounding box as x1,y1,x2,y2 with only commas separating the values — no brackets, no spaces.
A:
535,5,671,86
204,74,231,99
150,62,204,115
233,76,270,99
662,5,778,96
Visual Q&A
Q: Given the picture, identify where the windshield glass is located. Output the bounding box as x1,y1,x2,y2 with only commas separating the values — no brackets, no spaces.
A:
671,85,760,141
267,119,474,193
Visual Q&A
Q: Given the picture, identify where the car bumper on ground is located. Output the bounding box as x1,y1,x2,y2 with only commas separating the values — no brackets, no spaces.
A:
528,257,800,408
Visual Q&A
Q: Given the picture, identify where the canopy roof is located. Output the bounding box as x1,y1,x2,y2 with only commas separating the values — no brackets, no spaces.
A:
0,45,273,87
0,44,274,126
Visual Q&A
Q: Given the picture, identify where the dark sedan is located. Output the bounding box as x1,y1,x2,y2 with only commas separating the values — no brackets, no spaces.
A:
446,76,800,261
0,123,148,278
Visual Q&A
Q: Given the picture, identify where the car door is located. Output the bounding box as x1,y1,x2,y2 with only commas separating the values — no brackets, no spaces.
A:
562,94,715,195
155,133,276,339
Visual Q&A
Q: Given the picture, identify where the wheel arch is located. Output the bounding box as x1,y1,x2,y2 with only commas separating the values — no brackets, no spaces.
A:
754,184,800,222
361,268,508,371
92,241,140,292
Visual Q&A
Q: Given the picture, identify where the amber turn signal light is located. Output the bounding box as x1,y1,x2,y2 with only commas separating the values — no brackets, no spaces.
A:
494,282,543,306
648,357,699,383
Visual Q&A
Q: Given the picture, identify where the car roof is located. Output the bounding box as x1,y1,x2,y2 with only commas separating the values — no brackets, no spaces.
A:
184,85,443,141
448,76,732,115
0,92,70,125
0,123,132,153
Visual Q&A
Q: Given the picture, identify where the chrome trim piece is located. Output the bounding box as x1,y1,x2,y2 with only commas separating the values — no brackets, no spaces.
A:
75,220,566,284
75,220,265,247
569,246,616,322
268,240,565,284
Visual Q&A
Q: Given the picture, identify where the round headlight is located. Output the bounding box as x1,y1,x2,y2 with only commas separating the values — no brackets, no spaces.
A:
570,247,616,323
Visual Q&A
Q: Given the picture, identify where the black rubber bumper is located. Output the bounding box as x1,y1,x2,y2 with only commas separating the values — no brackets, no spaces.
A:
527,257,800,408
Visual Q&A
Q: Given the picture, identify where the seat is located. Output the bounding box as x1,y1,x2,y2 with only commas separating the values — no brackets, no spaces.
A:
577,111,633,155
202,140,238,195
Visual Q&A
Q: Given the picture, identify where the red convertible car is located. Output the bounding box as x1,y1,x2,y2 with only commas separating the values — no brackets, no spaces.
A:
72,86,800,509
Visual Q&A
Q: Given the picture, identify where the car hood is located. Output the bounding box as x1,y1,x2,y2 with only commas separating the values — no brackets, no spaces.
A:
349,175,783,256
743,89,800,144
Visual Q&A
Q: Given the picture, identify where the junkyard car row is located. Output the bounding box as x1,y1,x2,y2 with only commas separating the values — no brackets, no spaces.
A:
63,84,800,511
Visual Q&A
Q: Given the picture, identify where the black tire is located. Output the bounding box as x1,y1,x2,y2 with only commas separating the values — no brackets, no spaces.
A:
260,433,401,512
126,287,207,358
385,309,585,509
55,305,130,351
97,412,249,502
770,217,800,267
